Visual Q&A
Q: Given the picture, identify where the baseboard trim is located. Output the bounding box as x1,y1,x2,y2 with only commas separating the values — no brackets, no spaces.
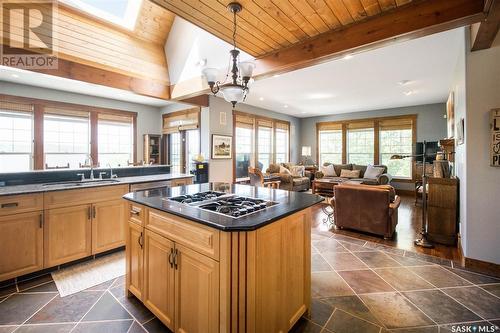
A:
463,257,500,278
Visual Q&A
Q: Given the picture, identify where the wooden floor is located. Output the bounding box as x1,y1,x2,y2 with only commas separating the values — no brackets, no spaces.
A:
311,194,463,262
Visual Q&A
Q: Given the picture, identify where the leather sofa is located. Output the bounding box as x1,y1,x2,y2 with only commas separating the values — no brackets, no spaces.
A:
266,163,311,191
316,163,392,185
331,184,401,239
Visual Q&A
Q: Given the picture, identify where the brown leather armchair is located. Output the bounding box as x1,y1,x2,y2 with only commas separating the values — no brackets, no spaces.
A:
331,184,401,239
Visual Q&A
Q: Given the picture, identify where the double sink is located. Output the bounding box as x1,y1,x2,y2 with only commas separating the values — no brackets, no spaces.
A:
41,179,120,189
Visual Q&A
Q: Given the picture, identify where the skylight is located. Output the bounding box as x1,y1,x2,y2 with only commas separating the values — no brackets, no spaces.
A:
63,0,142,30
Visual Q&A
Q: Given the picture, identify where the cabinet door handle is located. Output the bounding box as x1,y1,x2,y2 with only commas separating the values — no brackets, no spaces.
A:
92,206,96,219
173,248,179,270
138,232,143,249
130,209,140,216
39,213,43,228
1,202,18,208
87,206,91,220
168,248,174,268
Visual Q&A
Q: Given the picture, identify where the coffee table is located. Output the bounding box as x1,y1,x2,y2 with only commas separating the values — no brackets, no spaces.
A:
312,178,340,196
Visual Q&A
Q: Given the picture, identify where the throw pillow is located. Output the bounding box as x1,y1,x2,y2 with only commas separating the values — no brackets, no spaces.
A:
279,165,292,175
290,165,305,177
364,165,385,179
340,169,360,178
320,164,337,177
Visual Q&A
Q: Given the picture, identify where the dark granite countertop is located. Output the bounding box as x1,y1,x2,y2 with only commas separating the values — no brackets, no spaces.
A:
0,173,194,196
123,183,324,231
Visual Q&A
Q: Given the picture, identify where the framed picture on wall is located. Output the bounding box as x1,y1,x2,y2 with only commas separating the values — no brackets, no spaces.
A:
212,134,232,159
491,109,500,167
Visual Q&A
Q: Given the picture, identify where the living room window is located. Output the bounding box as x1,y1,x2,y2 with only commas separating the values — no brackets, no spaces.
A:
316,115,416,180
98,113,134,167
0,102,34,172
318,123,343,166
44,108,90,169
379,119,413,179
233,111,290,181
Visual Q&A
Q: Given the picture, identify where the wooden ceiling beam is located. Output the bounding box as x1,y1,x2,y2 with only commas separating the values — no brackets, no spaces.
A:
168,0,485,100
471,0,500,51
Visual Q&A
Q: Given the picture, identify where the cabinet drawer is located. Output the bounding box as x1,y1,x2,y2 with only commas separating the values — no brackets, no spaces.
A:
129,203,145,226
0,194,43,216
147,210,219,260
44,184,129,209
130,181,171,192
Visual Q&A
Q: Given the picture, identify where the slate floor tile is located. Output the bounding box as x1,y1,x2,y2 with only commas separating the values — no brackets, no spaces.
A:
290,318,323,333
17,275,53,292
360,292,434,329
0,285,17,298
481,284,500,298
321,295,381,325
27,291,103,323
354,251,402,268
387,254,435,267
331,234,367,246
82,292,132,321
408,266,471,288
21,282,58,293
0,293,56,325
312,239,347,253
336,241,369,252
143,318,173,333
383,327,438,333
338,270,394,294
374,267,434,291
110,284,126,299
84,279,116,291
325,309,381,333
128,321,148,333
404,252,452,266
309,299,333,326
311,272,354,298
117,295,155,324
442,286,500,319
72,320,133,333
403,290,480,324
443,267,500,285
311,254,332,272
0,326,17,333
14,323,75,333
321,252,367,271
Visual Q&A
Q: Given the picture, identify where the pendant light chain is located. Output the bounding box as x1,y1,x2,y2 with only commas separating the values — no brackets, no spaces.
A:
232,9,237,50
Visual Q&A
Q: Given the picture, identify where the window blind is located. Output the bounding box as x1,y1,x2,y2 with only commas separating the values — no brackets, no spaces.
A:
0,101,34,113
162,108,200,134
317,122,342,131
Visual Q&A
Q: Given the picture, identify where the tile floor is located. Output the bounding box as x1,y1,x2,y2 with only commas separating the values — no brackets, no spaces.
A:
1,232,499,333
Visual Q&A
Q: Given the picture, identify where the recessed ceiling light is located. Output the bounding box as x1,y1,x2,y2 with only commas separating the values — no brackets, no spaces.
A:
403,90,414,96
398,80,412,86
283,105,288,108
273,74,281,78
342,54,353,60
11,74,19,78
259,97,264,101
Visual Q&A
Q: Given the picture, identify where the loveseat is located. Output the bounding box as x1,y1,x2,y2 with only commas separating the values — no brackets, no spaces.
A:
315,163,392,185
266,163,311,191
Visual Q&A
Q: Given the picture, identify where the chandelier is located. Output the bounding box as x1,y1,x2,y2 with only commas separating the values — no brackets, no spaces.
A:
202,2,255,108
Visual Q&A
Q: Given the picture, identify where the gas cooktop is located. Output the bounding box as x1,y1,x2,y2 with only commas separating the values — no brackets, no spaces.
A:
167,191,278,218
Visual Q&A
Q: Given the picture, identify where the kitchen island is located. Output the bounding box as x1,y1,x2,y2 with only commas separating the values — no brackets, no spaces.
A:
123,183,323,333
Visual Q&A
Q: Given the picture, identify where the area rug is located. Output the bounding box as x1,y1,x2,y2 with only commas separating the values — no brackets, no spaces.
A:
51,251,125,297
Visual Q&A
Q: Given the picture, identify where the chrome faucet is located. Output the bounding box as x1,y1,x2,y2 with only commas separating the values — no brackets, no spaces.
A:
107,163,118,178
87,155,95,180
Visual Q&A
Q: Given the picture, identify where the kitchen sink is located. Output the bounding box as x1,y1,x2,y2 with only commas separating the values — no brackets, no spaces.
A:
41,179,120,188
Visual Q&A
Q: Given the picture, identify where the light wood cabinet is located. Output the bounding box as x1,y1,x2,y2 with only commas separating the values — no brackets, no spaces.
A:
0,211,44,281
126,221,144,300
175,244,219,333
44,205,92,267
143,230,175,331
92,200,126,254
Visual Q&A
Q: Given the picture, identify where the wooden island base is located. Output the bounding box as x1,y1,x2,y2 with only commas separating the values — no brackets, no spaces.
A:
126,202,311,333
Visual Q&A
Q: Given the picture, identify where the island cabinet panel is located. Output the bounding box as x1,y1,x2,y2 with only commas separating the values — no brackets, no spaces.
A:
44,205,92,267
147,211,220,260
128,203,145,226
143,230,175,331
175,244,220,333
126,221,144,300
92,200,126,254
0,193,43,216
0,211,44,281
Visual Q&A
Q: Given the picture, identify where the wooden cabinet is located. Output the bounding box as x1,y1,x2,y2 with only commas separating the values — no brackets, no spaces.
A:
92,200,126,254
126,221,144,300
0,211,44,281
175,244,219,333
143,230,175,331
44,205,92,267
427,177,458,245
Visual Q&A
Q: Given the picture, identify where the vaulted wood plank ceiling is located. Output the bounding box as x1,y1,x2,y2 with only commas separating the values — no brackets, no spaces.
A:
152,0,418,57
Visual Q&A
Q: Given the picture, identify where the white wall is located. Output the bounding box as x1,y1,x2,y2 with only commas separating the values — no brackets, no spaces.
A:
463,31,500,264
0,82,163,160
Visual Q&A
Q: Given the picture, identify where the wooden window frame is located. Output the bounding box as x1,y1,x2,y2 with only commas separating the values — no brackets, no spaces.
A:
316,114,417,182
0,94,137,170
232,110,291,182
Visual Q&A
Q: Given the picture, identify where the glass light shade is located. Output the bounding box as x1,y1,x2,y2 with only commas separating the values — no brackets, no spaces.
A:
238,61,255,78
202,67,218,82
220,84,245,103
